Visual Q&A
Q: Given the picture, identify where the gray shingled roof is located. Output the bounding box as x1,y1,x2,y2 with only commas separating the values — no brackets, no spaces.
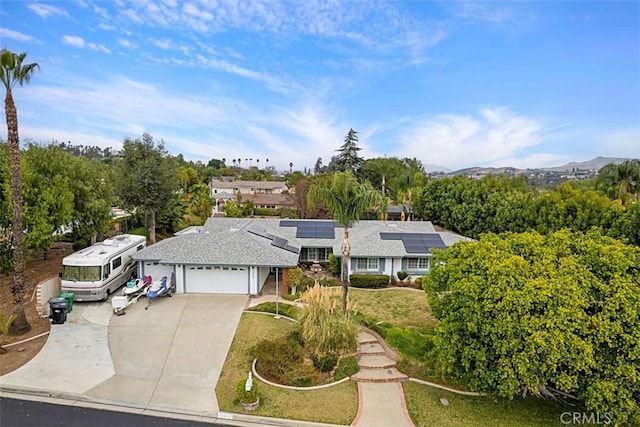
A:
133,218,470,266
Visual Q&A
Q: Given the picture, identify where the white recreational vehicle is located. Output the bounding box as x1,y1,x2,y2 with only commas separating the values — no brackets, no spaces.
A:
61,234,146,301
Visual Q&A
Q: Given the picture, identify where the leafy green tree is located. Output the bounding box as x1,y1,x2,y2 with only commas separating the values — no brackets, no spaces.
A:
222,200,243,217
66,156,113,246
334,129,364,174
308,171,383,310
424,230,640,425
115,132,178,243
1,49,39,335
21,144,74,257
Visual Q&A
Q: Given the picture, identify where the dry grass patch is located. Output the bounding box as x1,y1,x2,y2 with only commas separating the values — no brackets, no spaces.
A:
215,312,358,425
349,288,435,329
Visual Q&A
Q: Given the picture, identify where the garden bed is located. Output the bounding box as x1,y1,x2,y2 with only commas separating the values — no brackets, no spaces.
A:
215,312,358,425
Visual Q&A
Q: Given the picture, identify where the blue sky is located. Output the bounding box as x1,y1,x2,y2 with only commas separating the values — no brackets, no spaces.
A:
1,1,638,172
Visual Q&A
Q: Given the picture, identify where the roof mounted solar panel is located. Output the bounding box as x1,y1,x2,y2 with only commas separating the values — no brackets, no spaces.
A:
279,220,299,227
284,244,300,254
271,237,288,249
296,229,316,238
380,232,402,240
316,229,335,239
247,224,269,238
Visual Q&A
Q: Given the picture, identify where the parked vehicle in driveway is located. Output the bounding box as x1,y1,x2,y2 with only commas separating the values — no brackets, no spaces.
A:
60,234,146,301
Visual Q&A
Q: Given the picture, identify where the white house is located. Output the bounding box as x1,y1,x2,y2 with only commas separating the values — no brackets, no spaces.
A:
132,217,470,295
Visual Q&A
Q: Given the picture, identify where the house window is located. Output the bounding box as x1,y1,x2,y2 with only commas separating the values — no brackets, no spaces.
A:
356,258,379,270
300,247,331,262
407,258,429,270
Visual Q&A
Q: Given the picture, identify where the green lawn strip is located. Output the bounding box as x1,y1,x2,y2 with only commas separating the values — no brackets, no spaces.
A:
403,381,575,427
245,301,303,320
349,288,436,329
215,312,358,425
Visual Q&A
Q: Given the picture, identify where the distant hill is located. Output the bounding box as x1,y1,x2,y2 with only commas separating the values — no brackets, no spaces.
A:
449,156,634,176
544,156,631,172
424,164,452,173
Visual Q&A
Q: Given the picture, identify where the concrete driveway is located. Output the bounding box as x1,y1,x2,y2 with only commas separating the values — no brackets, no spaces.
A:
0,293,247,417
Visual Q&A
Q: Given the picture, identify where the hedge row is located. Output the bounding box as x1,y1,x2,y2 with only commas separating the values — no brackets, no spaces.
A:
349,274,390,288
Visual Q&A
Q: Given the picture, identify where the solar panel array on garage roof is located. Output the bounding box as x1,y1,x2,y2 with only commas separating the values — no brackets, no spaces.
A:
379,232,447,253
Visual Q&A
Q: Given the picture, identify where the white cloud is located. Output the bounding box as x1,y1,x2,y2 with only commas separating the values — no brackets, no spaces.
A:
117,38,136,49
62,35,85,48
0,28,35,42
395,107,545,170
62,35,111,53
27,3,69,18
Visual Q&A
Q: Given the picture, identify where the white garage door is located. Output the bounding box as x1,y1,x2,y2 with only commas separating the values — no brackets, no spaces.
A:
185,265,247,294
143,262,174,282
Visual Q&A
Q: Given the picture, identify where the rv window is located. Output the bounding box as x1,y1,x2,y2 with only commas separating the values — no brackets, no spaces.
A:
137,245,144,251
103,263,111,279
112,257,122,269
62,265,101,281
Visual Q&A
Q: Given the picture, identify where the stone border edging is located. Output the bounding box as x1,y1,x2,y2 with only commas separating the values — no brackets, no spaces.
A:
408,378,485,396
3,331,50,348
251,358,351,391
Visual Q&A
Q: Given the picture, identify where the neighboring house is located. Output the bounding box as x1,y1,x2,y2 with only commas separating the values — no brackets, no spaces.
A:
210,179,289,196
386,205,414,221
210,179,294,214
132,218,470,296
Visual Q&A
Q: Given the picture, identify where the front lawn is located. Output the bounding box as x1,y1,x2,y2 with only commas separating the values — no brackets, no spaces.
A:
404,381,576,427
349,287,435,329
215,312,358,425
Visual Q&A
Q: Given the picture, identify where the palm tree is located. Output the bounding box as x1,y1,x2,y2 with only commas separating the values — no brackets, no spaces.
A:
614,160,640,206
289,162,293,174
1,49,39,335
232,159,236,168
308,171,383,311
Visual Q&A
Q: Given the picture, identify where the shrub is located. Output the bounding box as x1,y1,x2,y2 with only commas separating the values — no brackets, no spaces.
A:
349,274,389,288
300,284,358,356
319,277,339,287
253,207,276,217
328,253,341,277
397,271,408,281
256,336,301,378
236,378,258,404
255,335,320,386
312,353,338,372
288,267,305,294
385,327,434,361
334,356,359,381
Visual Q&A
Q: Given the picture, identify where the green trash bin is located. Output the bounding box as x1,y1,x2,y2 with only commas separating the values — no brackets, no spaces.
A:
58,292,74,313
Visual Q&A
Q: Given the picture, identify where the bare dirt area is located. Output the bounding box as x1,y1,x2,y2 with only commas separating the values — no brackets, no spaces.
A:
0,247,70,376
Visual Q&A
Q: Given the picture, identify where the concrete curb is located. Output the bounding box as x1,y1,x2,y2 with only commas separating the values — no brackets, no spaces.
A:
0,385,347,427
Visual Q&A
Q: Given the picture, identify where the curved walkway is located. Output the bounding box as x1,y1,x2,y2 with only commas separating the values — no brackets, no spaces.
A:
351,331,414,427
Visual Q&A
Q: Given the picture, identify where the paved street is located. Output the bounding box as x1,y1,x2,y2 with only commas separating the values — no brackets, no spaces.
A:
0,397,231,427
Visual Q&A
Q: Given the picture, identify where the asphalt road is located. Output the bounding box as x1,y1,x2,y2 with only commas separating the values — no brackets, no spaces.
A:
0,397,233,427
